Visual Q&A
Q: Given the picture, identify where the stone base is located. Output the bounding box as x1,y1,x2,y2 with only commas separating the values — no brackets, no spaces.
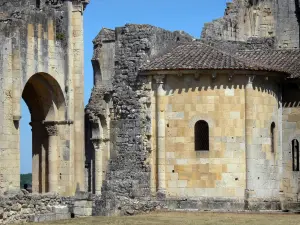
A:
73,200,93,217
165,198,245,212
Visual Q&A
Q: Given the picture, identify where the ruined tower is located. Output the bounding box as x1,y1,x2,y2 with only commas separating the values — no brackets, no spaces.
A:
0,0,89,195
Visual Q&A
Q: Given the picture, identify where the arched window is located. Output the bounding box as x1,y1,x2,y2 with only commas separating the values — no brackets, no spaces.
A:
195,120,209,151
292,139,299,171
271,122,275,153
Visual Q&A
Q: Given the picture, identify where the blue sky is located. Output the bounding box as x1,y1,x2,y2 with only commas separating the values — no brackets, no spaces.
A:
20,0,229,173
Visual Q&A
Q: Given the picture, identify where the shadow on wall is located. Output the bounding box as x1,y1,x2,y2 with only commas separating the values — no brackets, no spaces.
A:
162,73,280,102
283,82,300,107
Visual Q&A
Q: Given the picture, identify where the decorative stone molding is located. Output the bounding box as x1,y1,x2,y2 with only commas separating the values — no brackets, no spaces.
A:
90,138,101,151
44,124,58,136
212,72,217,80
43,120,74,126
72,0,90,12
13,115,21,122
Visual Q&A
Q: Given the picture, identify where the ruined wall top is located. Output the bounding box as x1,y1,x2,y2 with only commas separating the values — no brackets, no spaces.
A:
201,0,300,49
0,0,89,11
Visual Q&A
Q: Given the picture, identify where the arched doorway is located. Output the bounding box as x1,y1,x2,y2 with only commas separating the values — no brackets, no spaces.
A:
22,73,65,193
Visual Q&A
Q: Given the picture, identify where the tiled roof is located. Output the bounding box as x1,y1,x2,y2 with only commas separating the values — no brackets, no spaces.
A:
236,50,300,78
141,41,300,77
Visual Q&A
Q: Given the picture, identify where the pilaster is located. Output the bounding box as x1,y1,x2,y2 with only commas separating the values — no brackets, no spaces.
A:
154,75,166,198
44,123,58,193
91,138,103,195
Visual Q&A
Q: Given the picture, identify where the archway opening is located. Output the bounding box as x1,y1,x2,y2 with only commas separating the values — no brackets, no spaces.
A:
21,73,65,193
20,99,32,190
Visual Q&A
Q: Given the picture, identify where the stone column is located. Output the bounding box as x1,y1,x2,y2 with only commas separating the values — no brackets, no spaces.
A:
245,75,255,201
154,75,166,197
91,138,102,195
30,121,44,193
45,124,58,193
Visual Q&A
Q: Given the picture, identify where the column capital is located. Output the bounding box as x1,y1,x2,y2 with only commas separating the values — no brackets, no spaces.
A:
44,124,58,136
153,75,165,84
91,138,101,151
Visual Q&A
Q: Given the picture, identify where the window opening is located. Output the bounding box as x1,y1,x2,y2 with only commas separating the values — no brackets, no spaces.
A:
195,120,209,151
292,139,299,171
271,122,275,153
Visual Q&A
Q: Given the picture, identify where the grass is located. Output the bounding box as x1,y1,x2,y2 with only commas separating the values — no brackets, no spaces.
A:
30,211,300,225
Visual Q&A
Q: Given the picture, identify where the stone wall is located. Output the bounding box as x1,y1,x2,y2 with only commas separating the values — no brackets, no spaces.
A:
147,71,283,210
275,0,300,49
151,74,247,199
201,0,275,42
201,0,300,49
0,191,70,224
245,76,281,208
85,24,194,215
282,83,300,203
0,190,95,224
0,0,87,195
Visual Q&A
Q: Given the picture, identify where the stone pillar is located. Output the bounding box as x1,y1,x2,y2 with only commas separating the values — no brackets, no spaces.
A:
45,124,58,193
154,75,166,197
72,1,85,191
91,138,102,195
30,121,45,193
245,75,255,201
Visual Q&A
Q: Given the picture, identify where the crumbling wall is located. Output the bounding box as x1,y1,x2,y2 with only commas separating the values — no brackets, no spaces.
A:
201,0,300,49
275,0,300,49
201,0,275,42
0,191,70,224
86,24,193,215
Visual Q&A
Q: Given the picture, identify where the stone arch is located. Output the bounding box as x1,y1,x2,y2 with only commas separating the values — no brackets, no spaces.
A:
22,73,66,122
21,72,66,193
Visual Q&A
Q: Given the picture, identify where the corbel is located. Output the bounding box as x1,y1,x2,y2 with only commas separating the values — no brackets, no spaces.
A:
212,72,217,81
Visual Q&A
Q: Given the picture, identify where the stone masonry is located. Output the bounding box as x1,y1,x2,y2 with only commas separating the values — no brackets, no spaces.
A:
85,0,300,217
201,0,300,49
0,0,88,196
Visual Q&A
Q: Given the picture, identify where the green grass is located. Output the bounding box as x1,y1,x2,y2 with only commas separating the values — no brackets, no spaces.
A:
31,211,300,225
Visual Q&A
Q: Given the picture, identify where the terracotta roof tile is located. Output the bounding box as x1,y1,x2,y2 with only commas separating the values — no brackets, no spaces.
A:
236,50,300,78
141,42,280,73
141,41,300,77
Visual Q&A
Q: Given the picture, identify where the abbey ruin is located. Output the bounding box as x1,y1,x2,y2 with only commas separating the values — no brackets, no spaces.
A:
1,0,300,223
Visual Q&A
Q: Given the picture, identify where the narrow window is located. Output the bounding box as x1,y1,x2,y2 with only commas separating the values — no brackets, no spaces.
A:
271,122,275,153
292,139,299,171
195,120,209,151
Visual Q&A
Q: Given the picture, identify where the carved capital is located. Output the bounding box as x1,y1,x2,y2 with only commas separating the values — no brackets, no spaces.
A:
91,138,101,151
44,124,58,136
72,0,89,12
13,115,22,122
153,75,165,84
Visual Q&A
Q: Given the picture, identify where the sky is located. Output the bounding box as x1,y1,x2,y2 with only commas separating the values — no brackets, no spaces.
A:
20,0,229,173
